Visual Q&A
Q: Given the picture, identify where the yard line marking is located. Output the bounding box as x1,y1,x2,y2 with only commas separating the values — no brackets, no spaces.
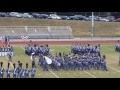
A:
61,45,97,78
83,71,96,78
49,70,59,78
21,47,25,50
21,47,46,77
102,45,120,73
35,57,59,78
108,66,120,72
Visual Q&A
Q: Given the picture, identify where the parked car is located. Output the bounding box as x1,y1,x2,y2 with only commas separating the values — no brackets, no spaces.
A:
100,17,109,22
49,14,61,19
106,16,116,22
116,18,120,22
9,12,22,18
31,13,40,18
69,16,79,20
74,15,84,20
40,14,49,19
59,15,70,20
21,13,33,18
0,12,8,17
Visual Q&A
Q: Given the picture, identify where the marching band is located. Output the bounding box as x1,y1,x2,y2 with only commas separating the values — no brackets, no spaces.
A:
0,62,36,78
0,45,14,57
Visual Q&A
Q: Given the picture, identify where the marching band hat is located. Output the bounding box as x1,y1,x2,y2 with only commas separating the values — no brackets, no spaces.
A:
13,63,15,68
1,62,3,67
18,61,20,64
8,63,10,68
26,63,28,68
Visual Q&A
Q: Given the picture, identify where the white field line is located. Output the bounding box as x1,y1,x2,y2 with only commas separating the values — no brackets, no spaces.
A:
83,71,96,78
63,45,119,74
108,67,120,72
102,46,118,62
62,45,120,74
64,45,120,74
20,46,59,78
49,70,59,78
35,58,59,78
102,45,120,72
60,45,97,78
20,47,45,76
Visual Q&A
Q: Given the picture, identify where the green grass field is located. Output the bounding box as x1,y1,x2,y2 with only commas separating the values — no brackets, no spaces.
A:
1,44,120,78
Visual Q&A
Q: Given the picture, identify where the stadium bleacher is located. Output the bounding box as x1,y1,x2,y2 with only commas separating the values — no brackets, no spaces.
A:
0,26,74,39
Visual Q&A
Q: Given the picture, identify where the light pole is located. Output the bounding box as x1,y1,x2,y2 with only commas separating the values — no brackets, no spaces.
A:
91,12,94,37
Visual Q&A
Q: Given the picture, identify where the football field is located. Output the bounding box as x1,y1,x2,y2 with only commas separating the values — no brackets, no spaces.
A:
1,44,120,78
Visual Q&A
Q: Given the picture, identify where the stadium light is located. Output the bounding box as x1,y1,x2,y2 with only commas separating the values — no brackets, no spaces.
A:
91,12,94,37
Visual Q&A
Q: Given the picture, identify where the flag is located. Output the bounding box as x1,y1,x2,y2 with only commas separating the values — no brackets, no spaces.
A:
44,56,52,64
4,36,7,47
7,34,10,45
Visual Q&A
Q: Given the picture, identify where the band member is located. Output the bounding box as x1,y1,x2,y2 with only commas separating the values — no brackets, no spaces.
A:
4,47,8,56
1,46,5,56
7,51,12,62
10,46,14,56
17,61,21,78
21,69,26,78
6,63,11,78
25,63,30,78
31,53,36,68
118,55,120,66
19,63,23,78
0,46,2,56
0,62,5,78
31,63,36,78
12,63,17,78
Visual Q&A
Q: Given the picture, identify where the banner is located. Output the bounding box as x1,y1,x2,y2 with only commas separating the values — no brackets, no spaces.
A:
21,36,29,40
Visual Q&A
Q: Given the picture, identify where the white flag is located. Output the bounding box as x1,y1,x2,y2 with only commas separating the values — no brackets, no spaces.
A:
45,56,52,64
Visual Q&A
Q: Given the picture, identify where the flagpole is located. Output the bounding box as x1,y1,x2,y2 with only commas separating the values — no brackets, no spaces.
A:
91,12,94,37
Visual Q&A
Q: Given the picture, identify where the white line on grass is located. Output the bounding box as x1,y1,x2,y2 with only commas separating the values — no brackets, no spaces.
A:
20,46,48,78
60,45,97,78
102,46,120,73
21,47,59,78
49,70,59,78
35,57,59,78
83,71,96,78
22,45,59,78
108,67,120,72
